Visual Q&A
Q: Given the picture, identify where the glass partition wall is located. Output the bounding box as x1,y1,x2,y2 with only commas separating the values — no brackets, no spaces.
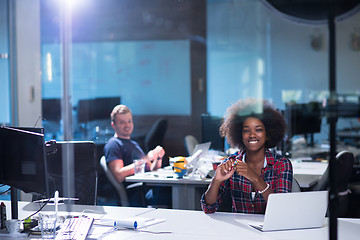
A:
40,0,360,156
0,0,10,126
0,0,11,201
40,0,206,161
4,0,359,208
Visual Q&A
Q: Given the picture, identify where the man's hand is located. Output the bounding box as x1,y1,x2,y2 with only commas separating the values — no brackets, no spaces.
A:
147,145,165,171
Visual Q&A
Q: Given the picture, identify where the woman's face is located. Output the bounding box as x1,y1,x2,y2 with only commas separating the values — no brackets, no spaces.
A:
242,117,266,152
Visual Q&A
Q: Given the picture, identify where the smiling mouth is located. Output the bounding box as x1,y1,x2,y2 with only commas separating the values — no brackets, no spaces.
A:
249,140,259,144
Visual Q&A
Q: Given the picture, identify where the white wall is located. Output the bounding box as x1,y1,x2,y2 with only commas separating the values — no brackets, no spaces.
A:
14,0,41,201
15,0,41,127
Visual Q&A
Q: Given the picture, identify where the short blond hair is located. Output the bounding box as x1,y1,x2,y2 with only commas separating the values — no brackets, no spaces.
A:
110,104,132,122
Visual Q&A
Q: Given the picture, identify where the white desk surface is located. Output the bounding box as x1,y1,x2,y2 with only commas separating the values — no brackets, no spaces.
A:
292,160,328,176
292,160,328,188
1,201,360,240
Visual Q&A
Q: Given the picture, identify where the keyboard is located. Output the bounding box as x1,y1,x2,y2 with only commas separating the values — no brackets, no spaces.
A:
56,217,94,240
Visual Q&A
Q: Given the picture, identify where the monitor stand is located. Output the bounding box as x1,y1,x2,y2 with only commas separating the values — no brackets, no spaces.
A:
10,188,18,219
305,133,315,147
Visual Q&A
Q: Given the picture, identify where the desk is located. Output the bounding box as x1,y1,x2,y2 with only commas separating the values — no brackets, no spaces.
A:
292,160,328,189
126,167,210,210
291,144,360,189
291,144,360,159
1,201,360,240
126,161,329,210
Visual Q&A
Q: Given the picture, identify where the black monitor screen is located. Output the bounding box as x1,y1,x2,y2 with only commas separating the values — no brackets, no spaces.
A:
201,114,224,151
45,141,97,205
0,126,49,197
42,98,61,122
77,96,121,123
285,102,322,136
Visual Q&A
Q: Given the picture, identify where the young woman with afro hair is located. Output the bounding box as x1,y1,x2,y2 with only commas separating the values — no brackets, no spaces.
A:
201,98,293,214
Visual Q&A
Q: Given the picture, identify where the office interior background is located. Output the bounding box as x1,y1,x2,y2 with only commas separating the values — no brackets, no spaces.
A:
1,0,360,203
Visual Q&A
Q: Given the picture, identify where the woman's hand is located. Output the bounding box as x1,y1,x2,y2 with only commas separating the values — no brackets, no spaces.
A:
233,161,258,182
213,158,236,182
204,158,235,205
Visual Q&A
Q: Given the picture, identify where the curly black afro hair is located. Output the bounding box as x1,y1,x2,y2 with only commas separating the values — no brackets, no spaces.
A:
219,98,287,149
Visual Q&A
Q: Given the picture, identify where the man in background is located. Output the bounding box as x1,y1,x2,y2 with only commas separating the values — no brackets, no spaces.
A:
103,104,166,206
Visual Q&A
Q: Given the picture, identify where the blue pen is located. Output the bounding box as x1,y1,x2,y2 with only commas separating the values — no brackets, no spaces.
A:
233,159,238,167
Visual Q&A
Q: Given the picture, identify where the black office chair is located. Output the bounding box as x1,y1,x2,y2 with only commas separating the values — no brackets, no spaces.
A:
144,118,168,153
313,150,354,217
45,141,98,205
99,156,147,207
99,156,130,206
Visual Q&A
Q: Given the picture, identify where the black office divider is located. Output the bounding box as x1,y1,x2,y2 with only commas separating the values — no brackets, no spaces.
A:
46,141,98,205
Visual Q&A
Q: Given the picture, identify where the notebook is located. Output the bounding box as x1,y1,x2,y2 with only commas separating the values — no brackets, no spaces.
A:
250,191,328,232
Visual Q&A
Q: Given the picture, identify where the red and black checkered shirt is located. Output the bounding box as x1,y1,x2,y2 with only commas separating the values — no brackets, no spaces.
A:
201,149,293,214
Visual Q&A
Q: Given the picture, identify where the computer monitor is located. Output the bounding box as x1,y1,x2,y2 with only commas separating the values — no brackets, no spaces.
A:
42,98,61,122
77,96,121,123
285,102,322,146
323,94,360,118
0,126,50,197
45,141,98,205
201,114,224,151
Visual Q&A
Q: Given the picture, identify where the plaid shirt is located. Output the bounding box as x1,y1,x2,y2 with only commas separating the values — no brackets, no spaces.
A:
201,149,293,214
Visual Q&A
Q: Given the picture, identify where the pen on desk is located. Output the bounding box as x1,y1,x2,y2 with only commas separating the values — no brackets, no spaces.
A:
144,218,155,222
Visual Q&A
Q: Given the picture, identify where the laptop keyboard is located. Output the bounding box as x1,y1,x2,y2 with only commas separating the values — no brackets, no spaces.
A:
56,217,94,240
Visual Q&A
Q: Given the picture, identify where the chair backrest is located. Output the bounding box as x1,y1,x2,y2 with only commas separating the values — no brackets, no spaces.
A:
45,141,98,205
99,156,130,206
144,118,168,152
184,135,199,156
292,177,301,192
313,150,354,192
312,150,354,217
336,151,355,193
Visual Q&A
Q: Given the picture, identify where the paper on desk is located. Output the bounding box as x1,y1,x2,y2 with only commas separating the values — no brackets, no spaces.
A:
97,217,165,229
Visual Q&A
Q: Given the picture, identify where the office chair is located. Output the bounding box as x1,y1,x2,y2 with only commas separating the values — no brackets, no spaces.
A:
292,177,301,192
45,141,98,205
99,156,147,207
313,150,354,217
144,118,168,153
100,156,130,206
184,135,199,156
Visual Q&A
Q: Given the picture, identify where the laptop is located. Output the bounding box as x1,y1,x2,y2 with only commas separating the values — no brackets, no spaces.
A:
250,191,328,232
191,141,211,156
